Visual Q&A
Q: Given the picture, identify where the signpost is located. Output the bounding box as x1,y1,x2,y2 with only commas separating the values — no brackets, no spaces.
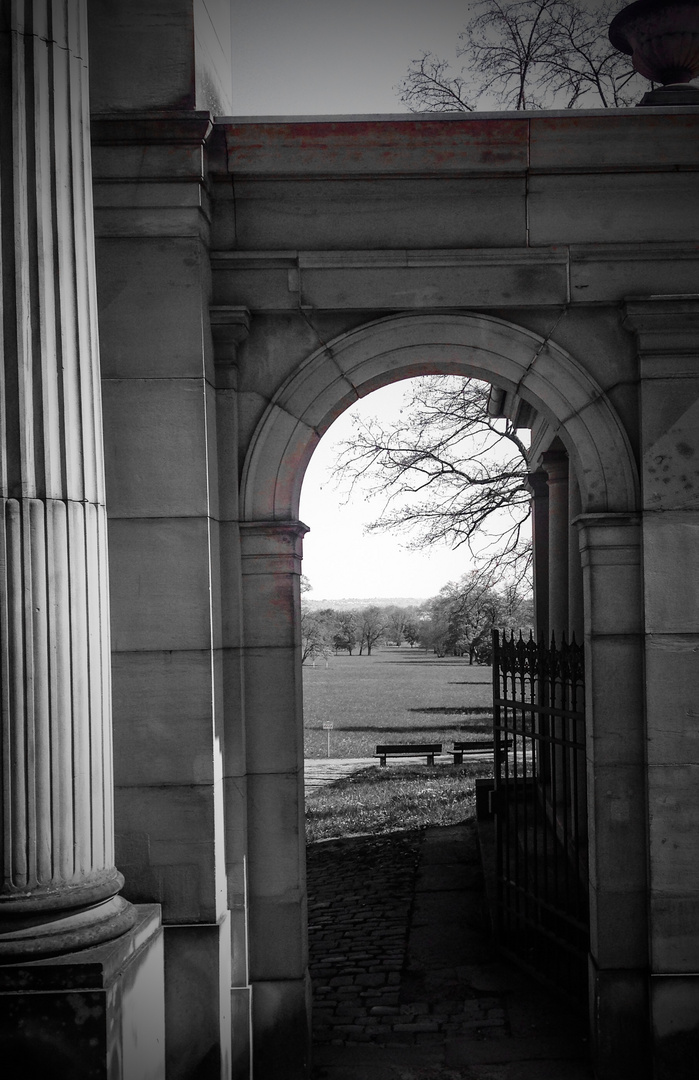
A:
322,721,333,758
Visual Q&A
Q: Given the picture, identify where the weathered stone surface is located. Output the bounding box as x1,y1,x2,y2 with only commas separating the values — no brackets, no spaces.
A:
163,918,232,1080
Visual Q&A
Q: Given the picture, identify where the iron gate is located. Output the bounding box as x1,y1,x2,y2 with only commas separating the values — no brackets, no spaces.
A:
491,629,589,1002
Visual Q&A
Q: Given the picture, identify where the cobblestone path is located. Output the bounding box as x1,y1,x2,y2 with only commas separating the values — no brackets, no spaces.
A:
307,822,592,1079
306,832,422,1045
306,826,507,1047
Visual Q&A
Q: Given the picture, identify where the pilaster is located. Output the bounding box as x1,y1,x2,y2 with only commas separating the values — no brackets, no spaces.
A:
624,297,699,1078
577,513,649,1079
239,520,311,1080
90,103,231,1076
212,306,253,1079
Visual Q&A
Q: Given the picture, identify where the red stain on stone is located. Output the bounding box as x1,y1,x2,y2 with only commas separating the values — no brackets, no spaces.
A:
225,118,529,173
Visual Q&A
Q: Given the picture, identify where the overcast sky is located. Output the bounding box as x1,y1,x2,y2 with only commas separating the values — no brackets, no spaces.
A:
231,0,471,116
298,382,487,602
230,2,506,601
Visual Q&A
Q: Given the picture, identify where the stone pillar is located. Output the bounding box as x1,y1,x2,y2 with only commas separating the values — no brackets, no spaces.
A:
212,305,253,1080
624,298,699,1079
240,521,311,1080
0,0,132,965
0,5,164,1076
92,110,233,1079
568,474,584,642
577,514,649,1080
88,4,237,1074
542,448,570,641
527,470,550,640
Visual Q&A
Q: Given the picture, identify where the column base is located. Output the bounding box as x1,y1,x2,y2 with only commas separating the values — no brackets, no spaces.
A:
589,957,650,1080
651,973,699,1080
0,904,164,1079
231,985,252,1080
163,917,233,1080
252,975,312,1080
0,893,136,961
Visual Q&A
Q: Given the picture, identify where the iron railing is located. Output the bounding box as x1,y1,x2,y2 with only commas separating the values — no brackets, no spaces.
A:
492,629,589,1003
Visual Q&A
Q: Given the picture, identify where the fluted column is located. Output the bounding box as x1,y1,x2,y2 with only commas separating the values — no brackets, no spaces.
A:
0,0,133,958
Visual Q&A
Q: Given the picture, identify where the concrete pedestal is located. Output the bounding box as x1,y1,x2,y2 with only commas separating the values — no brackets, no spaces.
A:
0,905,165,1080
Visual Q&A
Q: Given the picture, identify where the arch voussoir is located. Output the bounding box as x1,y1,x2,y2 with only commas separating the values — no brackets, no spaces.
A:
241,312,639,522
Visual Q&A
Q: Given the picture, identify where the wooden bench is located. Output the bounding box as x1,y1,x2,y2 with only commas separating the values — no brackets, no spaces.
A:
375,743,442,767
452,739,512,764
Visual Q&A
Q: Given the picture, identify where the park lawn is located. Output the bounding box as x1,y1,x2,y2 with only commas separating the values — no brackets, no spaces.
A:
305,762,492,842
303,646,494,760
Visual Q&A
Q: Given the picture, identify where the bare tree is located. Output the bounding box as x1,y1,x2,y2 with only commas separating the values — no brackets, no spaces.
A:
335,376,532,586
398,0,646,113
358,606,387,656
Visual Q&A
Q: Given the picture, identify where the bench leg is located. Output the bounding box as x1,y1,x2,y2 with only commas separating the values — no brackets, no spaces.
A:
453,753,463,765
379,756,386,767
427,754,435,766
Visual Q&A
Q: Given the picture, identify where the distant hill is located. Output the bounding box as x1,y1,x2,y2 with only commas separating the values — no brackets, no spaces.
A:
303,596,428,610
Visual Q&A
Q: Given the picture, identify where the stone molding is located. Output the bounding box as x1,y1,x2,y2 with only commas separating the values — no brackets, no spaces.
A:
210,306,251,385
90,111,214,148
90,111,216,241
211,244,699,312
213,111,699,178
239,521,309,576
240,312,640,522
623,295,699,358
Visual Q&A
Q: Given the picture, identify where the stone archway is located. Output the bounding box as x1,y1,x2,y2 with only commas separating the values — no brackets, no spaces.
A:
241,312,639,522
238,310,646,1078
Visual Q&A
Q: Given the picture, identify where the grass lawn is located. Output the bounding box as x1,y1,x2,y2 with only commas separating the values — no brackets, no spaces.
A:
305,761,492,842
303,645,494,759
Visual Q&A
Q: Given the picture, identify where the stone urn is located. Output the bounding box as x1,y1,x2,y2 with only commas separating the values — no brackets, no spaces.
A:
609,0,699,104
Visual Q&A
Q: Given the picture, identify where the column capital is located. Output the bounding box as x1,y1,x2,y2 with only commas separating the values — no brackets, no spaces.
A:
622,296,699,358
210,307,251,386
576,513,642,564
541,447,569,485
240,520,309,574
575,511,641,530
525,469,550,499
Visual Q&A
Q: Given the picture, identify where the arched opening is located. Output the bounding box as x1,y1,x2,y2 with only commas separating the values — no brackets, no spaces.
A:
241,312,638,523
238,311,641,1069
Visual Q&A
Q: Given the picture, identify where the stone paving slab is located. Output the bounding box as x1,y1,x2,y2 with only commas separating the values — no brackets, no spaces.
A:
308,820,592,1079
304,756,498,793
305,759,377,791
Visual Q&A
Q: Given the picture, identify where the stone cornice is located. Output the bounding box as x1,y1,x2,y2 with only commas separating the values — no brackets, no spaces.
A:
622,296,699,355
211,245,699,312
213,110,699,179
90,111,214,146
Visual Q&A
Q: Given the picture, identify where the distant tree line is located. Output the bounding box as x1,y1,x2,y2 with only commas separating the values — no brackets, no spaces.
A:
301,574,533,666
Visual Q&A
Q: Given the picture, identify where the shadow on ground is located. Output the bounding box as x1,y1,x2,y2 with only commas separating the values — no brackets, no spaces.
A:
307,820,592,1080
